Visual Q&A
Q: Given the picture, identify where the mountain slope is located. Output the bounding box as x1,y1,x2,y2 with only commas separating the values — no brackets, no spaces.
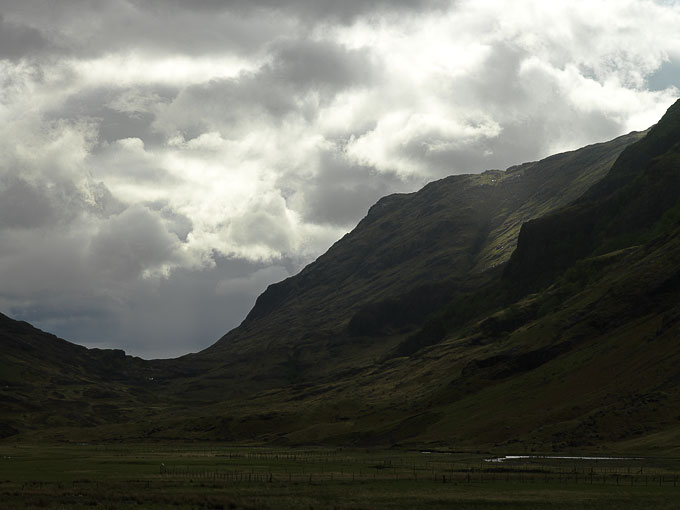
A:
382,98,680,449
0,313,162,438
506,98,680,289
181,131,642,397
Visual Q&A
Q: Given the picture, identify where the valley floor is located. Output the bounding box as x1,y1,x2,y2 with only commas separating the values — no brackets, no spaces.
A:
1,443,679,509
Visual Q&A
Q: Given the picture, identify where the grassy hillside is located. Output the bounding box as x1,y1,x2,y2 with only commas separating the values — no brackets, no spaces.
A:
0,313,168,439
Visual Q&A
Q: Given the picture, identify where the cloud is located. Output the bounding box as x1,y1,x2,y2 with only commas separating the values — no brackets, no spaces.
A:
346,110,503,177
268,38,380,92
648,58,680,91
1,0,680,357
45,85,173,147
132,0,452,24
0,178,54,229
2,254,295,359
89,205,185,281
228,193,297,257
0,14,48,60
0,0,296,59
153,38,379,139
215,265,290,297
290,149,412,227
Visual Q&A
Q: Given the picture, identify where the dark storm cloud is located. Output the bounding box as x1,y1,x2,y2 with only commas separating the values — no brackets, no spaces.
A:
45,85,175,147
465,43,530,106
146,201,193,242
0,176,123,230
10,256,292,358
89,205,183,281
136,0,451,24
0,0,286,59
0,196,177,310
294,150,412,227
274,0,450,22
160,77,295,135
157,38,379,134
0,178,53,229
2,0,451,62
0,14,48,60
269,39,379,92
110,258,293,358
0,226,89,299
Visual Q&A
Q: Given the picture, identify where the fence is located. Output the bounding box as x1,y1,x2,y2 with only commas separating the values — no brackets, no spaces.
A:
157,453,680,488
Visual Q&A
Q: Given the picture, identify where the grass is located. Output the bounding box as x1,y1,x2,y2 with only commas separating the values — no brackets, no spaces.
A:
1,443,679,509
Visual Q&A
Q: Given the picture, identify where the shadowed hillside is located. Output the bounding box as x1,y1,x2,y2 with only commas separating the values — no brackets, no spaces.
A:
0,313,165,438
181,130,642,396
506,98,680,291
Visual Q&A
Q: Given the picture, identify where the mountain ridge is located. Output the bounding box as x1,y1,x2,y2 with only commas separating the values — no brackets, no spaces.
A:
174,129,644,408
505,99,680,290
241,130,643,331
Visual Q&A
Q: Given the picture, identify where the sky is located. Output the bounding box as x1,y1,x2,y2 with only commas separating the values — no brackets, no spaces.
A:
1,0,679,358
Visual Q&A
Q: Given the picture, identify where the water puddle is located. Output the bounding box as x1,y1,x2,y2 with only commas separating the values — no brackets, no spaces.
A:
484,455,643,463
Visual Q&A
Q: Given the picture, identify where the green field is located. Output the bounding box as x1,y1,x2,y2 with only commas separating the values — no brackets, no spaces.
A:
1,443,679,509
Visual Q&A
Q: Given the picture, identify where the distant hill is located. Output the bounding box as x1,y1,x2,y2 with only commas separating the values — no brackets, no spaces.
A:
0,312,160,439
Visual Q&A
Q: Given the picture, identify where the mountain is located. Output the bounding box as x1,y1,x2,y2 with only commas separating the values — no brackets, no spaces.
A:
506,98,680,289
182,129,642,394
3,99,680,452
0,312,159,439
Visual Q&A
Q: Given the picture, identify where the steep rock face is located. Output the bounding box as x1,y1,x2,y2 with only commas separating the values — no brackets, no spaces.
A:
506,99,680,289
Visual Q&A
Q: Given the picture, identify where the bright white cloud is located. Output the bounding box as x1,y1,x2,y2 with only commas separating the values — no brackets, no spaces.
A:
72,53,262,87
1,0,679,357
346,110,503,177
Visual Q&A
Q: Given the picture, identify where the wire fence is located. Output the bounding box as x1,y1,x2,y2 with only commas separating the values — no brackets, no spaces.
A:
155,451,680,488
